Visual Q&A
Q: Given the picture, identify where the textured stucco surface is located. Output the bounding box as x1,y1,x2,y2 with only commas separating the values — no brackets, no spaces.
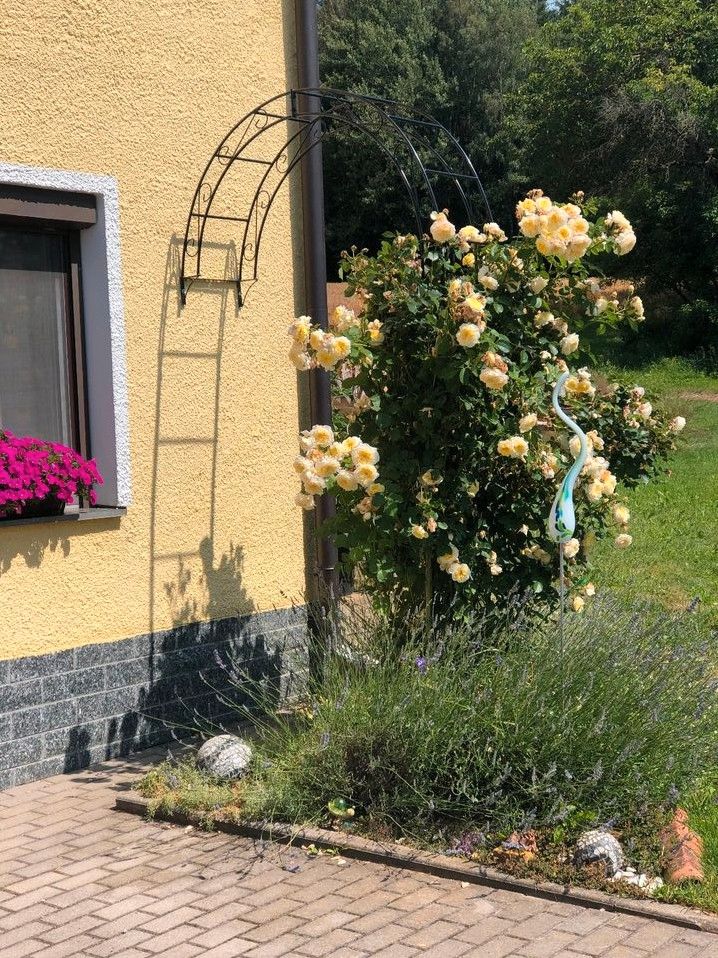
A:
0,0,308,659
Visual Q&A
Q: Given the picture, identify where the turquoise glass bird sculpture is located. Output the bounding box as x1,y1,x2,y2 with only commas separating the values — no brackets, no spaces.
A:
549,371,589,544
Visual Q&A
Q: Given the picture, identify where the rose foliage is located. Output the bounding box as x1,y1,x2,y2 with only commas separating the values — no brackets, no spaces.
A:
289,191,685,618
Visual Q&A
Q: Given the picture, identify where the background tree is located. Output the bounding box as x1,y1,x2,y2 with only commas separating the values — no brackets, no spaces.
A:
318,0,448,269
318,0,546,269
509,0,718,357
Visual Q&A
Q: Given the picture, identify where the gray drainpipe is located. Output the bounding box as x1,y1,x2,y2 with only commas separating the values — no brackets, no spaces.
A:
294,0,339,598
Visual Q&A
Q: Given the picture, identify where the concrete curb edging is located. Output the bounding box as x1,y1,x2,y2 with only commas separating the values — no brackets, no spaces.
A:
115,793,718,935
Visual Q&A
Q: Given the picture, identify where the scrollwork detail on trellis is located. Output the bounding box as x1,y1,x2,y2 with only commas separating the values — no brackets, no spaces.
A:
180,87,491,308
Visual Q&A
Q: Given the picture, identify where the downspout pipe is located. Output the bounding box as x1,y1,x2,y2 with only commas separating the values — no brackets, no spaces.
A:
294,0,339,599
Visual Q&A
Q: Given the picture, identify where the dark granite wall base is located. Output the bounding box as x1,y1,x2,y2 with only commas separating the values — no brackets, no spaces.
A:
0,607,308,789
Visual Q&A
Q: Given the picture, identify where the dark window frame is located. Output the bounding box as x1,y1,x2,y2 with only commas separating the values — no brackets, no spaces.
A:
0,184,96,502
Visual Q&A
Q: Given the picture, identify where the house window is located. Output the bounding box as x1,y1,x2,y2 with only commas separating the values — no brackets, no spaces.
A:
0,167,132,510
0,228,87,453
0,186,96,462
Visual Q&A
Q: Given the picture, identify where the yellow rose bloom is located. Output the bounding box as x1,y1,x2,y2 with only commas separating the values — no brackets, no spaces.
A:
463,293,487,315
293,455,312,475
563,537,580,559
600,471,617,496
535,196,553,214
615,230,637,255
571,595,585,613
289,315,312,343
352,442,379,465
316,347,338,370
510,436,529,458
429,210,456,243
327,441,346,459
497,439,513,457
565,376,595,397
612,503,630,526
310,424,334,447
354,463,379,487
309,328,325,350
343,436,362,452
519,214,542,238
529,276,548,294
498,436,528,459
462,252,475,268
295,492,315,511
560,333,580,355
368,482,385,495
421,469,442,486
333,336,351,360
586,430,604,451
456,323,482,349
331,304,358,332
437,545,459,571
630,295,645,319
411,524,429,540
315,457,341,478
615,533,633,549
336,469,359,491
447,278,463,300
368,319,384,343
566,235,591,262
547,208,568,230
516,198,537,217
450,562,471,583
534,310,555,327
288,346,312,371
519,413,537,433
458,224,481,243
302,471,326,496
586,481,604,502
606,210,631,231
480,367,509,390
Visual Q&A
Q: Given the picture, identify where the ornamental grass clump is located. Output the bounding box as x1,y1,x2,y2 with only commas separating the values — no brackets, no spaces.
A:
287,191,684,619
244,596,718,834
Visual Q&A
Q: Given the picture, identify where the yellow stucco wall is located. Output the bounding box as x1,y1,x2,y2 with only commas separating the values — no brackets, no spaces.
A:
0,0,309,659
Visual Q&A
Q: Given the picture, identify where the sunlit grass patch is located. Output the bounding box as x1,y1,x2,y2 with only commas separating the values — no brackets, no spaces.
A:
591,358,718,624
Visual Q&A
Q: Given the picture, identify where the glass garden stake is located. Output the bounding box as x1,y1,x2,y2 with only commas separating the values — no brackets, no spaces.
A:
548,371,589,698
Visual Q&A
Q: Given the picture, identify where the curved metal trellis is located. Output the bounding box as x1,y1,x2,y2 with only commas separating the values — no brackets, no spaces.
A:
180,87,493,307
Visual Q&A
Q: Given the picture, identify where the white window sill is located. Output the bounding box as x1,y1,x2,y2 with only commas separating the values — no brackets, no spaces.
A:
0,506,126,528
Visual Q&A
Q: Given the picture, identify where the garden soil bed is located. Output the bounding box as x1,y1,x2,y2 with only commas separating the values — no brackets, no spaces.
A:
116,792,718,935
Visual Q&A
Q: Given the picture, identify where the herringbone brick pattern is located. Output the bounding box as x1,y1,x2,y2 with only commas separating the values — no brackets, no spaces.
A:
1,751,717,957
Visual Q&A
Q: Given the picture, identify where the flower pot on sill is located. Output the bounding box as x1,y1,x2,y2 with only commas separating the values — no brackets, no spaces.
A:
0,494,66,521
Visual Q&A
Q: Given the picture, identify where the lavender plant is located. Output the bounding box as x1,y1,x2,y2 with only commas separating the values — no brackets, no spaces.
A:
244,596,718,833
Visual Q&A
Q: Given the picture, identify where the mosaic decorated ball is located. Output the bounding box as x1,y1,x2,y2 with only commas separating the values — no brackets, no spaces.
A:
573,829,624,876
196,734,253,780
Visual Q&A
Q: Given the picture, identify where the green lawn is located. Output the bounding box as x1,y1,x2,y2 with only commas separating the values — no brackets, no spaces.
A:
590,358,718,624
587,357,718,911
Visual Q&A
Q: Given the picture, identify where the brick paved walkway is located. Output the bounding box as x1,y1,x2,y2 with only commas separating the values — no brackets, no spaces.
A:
1,752,718,957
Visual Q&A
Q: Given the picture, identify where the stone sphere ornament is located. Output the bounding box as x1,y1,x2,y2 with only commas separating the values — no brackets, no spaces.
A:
196,734,253,780
573,829,624,876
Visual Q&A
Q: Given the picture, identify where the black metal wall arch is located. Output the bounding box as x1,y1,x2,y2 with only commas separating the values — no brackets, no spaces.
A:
179,87,493,307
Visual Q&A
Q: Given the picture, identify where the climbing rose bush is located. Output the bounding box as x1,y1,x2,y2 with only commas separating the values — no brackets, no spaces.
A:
289,190,681,617
0,431,103,515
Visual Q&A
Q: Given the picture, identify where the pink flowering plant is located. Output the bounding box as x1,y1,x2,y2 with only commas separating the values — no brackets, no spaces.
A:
0,431,103,516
